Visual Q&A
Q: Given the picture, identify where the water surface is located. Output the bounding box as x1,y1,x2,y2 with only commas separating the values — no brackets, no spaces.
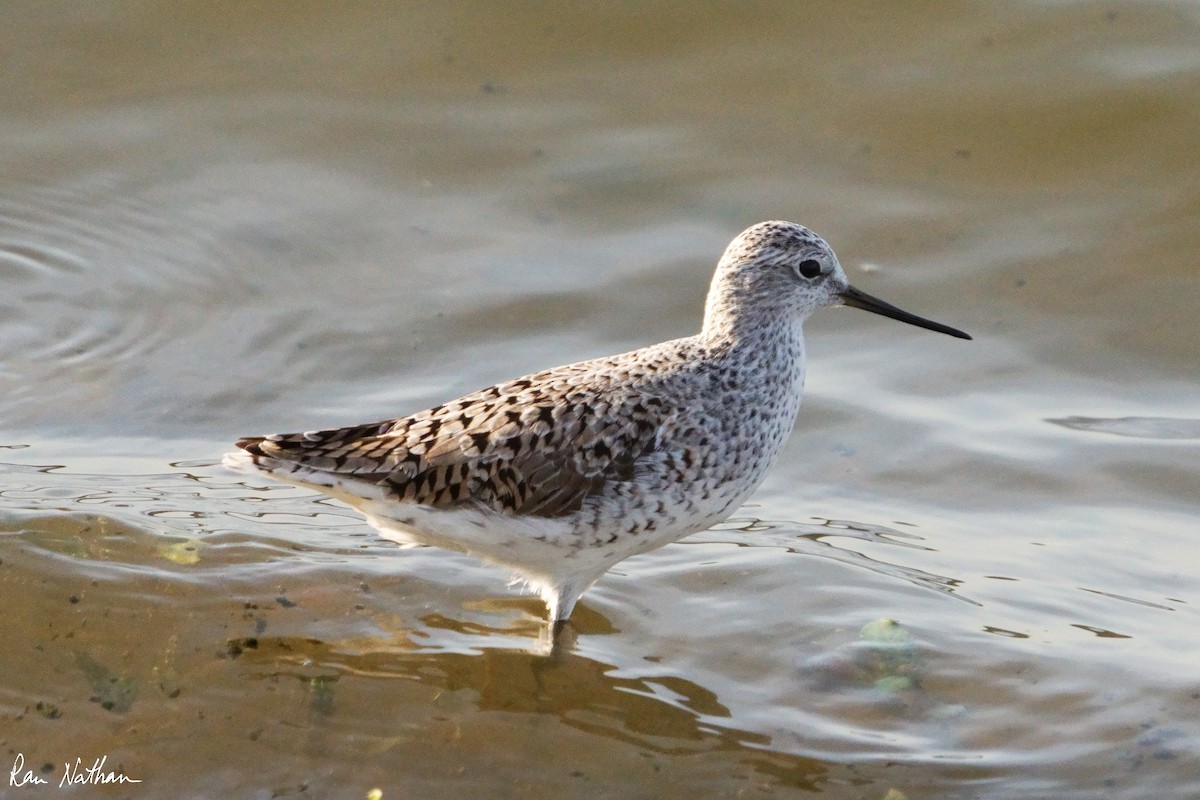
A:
2,2,1198,798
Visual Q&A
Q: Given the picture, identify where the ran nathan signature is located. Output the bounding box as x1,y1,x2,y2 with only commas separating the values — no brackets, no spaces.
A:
10,753,142,788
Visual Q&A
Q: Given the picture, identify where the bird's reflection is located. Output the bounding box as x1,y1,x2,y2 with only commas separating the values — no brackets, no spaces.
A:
225,619,831,790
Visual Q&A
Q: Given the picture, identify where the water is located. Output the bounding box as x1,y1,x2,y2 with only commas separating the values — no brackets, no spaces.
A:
2,2,1198,798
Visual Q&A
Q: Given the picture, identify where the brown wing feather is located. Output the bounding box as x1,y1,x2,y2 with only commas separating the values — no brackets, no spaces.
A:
235,372,670,518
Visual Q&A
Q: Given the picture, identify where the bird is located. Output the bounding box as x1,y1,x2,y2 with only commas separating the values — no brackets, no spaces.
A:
224,221,970,625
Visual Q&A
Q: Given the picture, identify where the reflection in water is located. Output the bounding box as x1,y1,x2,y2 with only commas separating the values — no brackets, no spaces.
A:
0,449,968,793
224,628,830,790
1,447,1195,797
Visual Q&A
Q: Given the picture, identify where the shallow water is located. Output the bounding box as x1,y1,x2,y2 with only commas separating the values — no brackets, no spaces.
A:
2,2,1198,798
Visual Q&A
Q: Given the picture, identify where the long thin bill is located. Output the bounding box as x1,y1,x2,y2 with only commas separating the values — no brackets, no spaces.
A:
840,285,971,340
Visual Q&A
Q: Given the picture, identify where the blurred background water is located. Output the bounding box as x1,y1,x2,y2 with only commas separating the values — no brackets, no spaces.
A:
1,2,1198,798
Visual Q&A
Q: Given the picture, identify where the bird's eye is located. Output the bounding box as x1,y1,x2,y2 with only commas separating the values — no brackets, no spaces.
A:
797,259,822,279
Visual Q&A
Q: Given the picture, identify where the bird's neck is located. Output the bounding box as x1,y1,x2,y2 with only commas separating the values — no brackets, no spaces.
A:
700,275,805,350
698,292,807,385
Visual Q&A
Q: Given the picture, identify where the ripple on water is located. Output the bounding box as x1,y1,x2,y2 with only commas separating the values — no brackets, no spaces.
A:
705,514,978,606
0,179,265,431
0,456,390,579
1,444,1198,799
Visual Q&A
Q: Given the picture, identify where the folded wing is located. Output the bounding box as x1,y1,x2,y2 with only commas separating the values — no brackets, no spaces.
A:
235,373,670,518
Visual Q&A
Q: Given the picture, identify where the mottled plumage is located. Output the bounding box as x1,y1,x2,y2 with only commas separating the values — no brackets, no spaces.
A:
225,221,970,623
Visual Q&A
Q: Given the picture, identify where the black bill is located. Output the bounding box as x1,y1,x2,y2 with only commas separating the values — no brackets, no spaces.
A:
840,285,971,340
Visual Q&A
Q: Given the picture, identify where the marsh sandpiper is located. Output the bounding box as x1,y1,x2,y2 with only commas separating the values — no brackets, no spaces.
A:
225,221,970,624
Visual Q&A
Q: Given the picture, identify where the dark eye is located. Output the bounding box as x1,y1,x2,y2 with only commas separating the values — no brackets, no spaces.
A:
797,259,822,279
